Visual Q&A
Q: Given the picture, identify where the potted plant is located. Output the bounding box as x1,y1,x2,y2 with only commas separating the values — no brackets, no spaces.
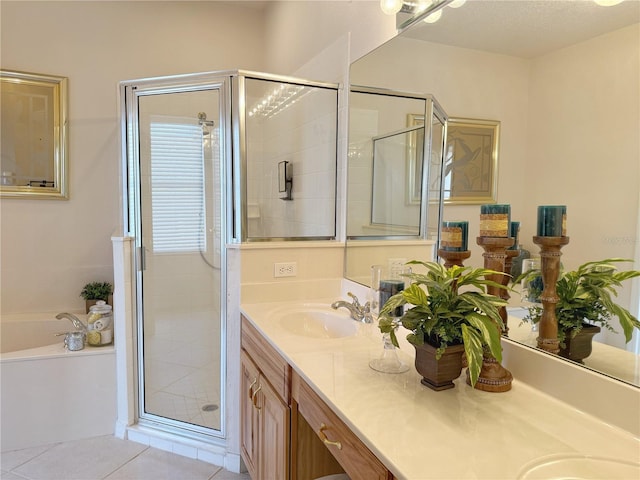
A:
378,261,508,390
519,258,640,363
80,281,113,313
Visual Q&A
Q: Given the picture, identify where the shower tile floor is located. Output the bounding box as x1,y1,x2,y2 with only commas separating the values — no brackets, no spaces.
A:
144,311,221,430
0,435,249,480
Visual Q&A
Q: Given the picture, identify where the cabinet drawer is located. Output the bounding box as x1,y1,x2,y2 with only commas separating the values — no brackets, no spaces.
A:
242,315,291,404
292,373,391,480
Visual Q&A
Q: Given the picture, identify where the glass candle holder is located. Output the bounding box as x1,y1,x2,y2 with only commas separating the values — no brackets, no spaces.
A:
369,263,410,374
480,204,510,237
537,205,566,236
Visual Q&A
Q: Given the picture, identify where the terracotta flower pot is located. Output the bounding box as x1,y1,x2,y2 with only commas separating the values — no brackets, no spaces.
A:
413,342,465,391
559,324,601,364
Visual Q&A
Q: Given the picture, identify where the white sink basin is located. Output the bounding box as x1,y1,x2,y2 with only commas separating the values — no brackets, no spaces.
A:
518,454,640,479
277,306,358,339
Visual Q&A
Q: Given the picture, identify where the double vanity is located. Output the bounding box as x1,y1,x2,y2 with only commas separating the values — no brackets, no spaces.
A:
240,290,640,480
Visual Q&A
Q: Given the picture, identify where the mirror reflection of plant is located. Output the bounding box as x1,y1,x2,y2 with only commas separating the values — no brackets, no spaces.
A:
378,261,509,387
518,258,640,347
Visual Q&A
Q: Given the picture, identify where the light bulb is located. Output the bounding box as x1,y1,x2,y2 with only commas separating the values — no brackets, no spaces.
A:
448,0,466,8
414,0,432,14
380,0,403,15
423,8,442,23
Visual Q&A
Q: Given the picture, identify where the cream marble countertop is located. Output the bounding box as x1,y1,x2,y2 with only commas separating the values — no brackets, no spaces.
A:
241,299,640,480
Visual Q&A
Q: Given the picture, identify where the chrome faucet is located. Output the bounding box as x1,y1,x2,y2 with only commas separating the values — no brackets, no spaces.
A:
56,312,88,332
331,292,373,323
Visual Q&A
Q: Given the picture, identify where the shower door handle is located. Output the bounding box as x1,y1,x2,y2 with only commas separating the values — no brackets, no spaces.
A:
137,246,146,271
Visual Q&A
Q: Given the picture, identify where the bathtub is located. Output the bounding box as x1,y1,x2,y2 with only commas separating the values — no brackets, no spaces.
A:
0,313,117,451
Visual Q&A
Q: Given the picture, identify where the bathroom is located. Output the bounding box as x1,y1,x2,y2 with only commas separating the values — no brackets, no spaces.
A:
1,0,639,478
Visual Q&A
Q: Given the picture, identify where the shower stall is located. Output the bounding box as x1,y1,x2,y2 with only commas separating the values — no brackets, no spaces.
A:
120,71,338,446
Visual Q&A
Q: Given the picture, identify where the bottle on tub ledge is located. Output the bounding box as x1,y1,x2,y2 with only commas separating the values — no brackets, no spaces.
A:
86,300,113,346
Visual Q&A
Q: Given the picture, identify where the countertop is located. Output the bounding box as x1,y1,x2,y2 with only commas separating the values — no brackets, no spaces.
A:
241,299,640,480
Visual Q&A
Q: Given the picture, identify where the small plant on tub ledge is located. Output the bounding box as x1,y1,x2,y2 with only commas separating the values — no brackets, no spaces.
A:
518,258,640,363
80,281,113,313
378,261,508,390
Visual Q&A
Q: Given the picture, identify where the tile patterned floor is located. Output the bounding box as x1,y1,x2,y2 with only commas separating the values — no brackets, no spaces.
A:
0,435,250,480
143,312,221,430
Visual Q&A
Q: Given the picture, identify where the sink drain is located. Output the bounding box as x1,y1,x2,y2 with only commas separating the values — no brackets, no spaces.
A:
202,403,219,412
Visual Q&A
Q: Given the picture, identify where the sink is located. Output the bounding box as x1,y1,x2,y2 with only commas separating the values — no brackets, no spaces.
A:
277,306,358,339
517,454,640,479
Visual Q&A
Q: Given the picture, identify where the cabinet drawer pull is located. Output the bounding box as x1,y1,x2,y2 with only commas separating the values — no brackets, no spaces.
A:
252,385,262,410
318,423,342,450
248,378,258,400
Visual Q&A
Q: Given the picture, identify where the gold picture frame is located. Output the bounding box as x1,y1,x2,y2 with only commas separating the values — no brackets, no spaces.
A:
444,117,499,205
1,70,69,199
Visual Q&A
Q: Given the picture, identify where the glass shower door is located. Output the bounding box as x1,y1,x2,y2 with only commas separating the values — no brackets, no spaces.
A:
133,84,226,436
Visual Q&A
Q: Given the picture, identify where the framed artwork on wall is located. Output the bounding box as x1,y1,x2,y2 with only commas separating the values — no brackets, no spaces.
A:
444,118,499,205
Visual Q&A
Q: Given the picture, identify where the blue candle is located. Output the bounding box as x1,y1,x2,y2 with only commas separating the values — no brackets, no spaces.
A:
508,221,520,250
537,205,566,236
480,204,510,237
441,221,469,251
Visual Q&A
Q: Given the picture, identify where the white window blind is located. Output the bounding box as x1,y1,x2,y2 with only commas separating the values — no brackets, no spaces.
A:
150,118,205,253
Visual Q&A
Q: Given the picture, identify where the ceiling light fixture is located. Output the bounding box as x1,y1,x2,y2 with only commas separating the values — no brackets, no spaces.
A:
593,0,624,5
423,8,443,23
380,0,403,15
448,0,467,8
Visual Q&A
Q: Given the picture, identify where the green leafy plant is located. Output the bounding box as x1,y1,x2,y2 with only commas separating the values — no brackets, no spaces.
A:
80,281,113,301
519,258,640,347
378,261,508,387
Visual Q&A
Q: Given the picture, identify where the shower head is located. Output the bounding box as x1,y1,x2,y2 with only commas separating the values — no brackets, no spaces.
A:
198,112,215,136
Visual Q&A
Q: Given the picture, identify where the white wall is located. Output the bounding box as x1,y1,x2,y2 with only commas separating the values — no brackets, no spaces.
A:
0,0,395,315
349,22,640,347
0,1,267,315
526,23,639,271
527,24,639,348
350,37,531,265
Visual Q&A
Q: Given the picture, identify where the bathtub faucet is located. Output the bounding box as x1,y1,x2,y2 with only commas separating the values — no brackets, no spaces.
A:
56,313,88,332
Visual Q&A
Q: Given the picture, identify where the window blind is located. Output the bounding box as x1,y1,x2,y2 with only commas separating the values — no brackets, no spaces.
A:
150,119,205,253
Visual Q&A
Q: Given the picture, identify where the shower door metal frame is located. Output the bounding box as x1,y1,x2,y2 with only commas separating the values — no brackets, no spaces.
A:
121,72,232,443
347,85,449,251
230,71,340,243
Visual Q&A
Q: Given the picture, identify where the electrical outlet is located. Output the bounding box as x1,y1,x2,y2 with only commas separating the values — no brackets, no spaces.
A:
388,258,407,275
274,262,297,278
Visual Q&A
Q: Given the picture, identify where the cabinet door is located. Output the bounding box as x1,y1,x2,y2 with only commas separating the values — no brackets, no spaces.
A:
258,376,290,480
240,351,260,480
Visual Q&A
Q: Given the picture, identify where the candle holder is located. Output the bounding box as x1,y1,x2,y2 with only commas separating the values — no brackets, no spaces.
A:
438,249,471,268
532,235,570,354
470,236,514,393
476,236,514,333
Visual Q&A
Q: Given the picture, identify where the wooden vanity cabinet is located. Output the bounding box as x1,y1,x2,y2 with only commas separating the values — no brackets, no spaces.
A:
241,316,291,480
241,315,395,480
292,371,393,480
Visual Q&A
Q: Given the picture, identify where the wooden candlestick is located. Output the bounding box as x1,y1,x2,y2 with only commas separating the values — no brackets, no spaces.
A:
470,236,514,393
438,249,471,268
476,237,514,333
532,236,570,354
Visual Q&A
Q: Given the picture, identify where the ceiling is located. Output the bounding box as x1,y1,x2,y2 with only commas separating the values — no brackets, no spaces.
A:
402,0,640,58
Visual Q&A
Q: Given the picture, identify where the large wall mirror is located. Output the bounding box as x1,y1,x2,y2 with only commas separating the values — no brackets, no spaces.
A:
0,70,68,199
346,86,447,284
346,0,640,386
